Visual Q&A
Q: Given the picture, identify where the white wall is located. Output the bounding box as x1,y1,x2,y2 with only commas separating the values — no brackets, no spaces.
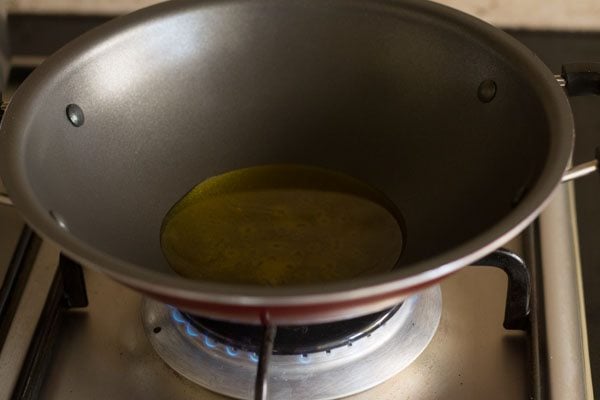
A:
438,0,600,31
6,0,600,31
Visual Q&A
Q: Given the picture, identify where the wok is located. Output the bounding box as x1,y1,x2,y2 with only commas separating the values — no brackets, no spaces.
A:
0,0,598,324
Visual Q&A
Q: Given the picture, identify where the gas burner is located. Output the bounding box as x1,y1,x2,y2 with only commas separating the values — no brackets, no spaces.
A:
184,304,401,355
142,286,441,400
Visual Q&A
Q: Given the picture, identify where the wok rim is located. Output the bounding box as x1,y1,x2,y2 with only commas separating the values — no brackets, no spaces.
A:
0,0,574,308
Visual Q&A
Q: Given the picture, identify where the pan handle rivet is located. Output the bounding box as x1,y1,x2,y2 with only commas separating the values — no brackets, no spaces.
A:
477,80,497,103
49,211,69,231
66,104,84,127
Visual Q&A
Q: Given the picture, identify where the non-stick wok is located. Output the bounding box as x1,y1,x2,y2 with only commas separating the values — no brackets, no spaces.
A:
0,0,598,324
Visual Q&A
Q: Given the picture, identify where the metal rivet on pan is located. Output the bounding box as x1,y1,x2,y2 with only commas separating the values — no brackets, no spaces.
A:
49,210,69,231
477,80,497,103
66,104,84,127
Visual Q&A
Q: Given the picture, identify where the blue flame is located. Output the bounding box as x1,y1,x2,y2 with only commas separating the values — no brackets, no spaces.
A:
185,324,199,337
204,335,217,348
170,308,199,338
167,307,315,366
171,309,186,324
225,346,239,357
299,354,310,364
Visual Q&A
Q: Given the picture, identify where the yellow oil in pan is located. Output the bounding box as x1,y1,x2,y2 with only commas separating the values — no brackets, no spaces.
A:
161,165,404,286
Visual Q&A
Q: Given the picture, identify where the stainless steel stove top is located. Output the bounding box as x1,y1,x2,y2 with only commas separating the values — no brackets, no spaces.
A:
41,243,527,400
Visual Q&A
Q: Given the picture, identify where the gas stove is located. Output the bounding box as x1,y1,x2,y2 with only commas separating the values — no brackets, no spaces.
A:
0,201,530,399
0,26,597,400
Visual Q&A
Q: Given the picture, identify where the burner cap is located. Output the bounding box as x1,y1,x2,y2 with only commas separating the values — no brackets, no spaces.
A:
184,305,400,355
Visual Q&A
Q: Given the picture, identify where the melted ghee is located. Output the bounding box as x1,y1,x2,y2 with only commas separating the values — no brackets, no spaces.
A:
160,165,404,286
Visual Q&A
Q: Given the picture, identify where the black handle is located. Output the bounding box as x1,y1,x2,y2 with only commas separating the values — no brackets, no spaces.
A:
561,62,600,96
471,248,530,331
560,63,600,180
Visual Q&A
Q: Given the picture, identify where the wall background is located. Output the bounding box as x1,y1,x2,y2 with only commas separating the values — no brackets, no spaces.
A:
5,0,600,31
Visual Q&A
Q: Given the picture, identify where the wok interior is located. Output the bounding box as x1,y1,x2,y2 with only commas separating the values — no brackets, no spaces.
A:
22,1,549,280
